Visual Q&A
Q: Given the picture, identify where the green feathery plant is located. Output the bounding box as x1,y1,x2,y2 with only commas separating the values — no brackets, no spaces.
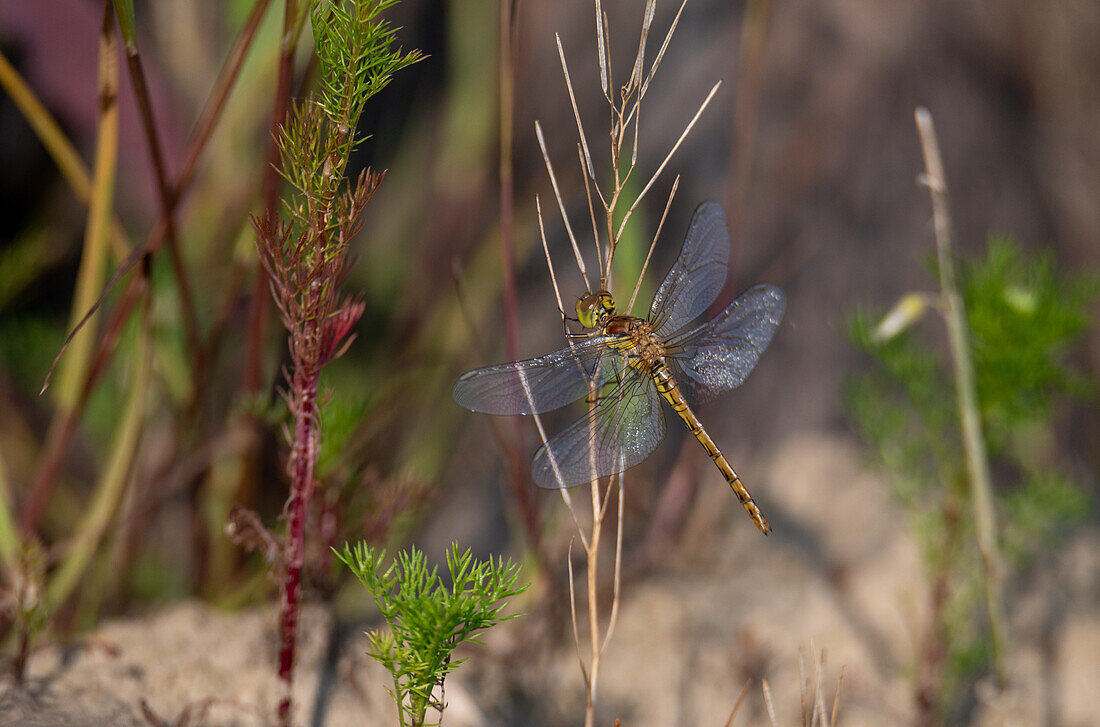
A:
336,543,528,727
247,1,419,725
847,236,1096,717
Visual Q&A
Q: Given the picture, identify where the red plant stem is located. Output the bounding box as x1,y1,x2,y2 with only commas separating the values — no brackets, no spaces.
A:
498,0,542,552
20,0,272,534
124,50,202,373
175,0,273,203
277,355,321,724
260,7,304,725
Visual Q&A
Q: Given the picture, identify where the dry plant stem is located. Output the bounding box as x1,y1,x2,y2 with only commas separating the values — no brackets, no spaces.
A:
626,176,677,313
574,474,623,727
614,81,719,245
762,678,778,727
830,667,845,727
536,6,709,724
914,107,1007,690
724,679,751,727
812,649,828,727
536,196,590,534
535,121,590,290
583,477,603,727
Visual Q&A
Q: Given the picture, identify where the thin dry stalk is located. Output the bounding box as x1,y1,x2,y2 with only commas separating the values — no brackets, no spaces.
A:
724,679,752,727
811,648,828,727
535,121,590,290
557,34,596,180
599,476,624,653
798,648,810,725
582,475,604,727
830,666,846,727
533,4,715,725
626,175,678,313
762,678,779,727
615,80,719,246
914,107,1007,690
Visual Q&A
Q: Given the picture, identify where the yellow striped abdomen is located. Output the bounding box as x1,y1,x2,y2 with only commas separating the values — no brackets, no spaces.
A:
649,363,772,534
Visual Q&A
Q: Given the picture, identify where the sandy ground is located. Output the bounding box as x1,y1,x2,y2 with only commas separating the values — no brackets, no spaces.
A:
3,430,1097,727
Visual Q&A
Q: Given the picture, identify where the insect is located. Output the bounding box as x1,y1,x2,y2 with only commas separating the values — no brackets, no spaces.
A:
452,201,785,533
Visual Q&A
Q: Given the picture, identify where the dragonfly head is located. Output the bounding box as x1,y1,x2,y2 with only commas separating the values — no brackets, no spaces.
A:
576,290,616,328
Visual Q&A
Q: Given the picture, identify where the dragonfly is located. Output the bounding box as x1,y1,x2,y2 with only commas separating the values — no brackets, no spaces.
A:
452,201,785,533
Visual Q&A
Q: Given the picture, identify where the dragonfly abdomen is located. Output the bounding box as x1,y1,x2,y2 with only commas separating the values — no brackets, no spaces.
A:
650,363,772,535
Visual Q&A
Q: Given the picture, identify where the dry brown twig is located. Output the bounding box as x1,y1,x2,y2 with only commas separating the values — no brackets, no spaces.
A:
914,106,1007,691
532,2,717,724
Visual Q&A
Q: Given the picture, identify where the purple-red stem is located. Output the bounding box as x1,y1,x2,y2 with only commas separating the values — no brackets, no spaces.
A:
124,50,202,374
276,263,323,723
277,365,319,724
266,8,304,724
498,0,542,554
20,0,272,535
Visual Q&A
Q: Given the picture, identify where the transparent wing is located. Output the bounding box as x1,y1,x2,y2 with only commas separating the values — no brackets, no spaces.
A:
532,367,666,488
452,336,615,415
648,201,731,337
664,283,785,405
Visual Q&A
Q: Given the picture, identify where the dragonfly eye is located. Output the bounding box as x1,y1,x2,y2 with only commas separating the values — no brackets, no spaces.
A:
575,291,616,328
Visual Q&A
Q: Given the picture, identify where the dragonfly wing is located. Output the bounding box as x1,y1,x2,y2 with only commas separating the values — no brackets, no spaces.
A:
666,283,785,404
648,201,731,337
532,369,666,488
452,336,614,415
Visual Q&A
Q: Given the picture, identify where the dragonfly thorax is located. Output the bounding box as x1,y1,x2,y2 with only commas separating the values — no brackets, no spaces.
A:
576,290,616,328
605,316,667,371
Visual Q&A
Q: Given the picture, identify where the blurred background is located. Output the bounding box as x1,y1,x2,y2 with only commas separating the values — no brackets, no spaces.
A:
0,1,1097,725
